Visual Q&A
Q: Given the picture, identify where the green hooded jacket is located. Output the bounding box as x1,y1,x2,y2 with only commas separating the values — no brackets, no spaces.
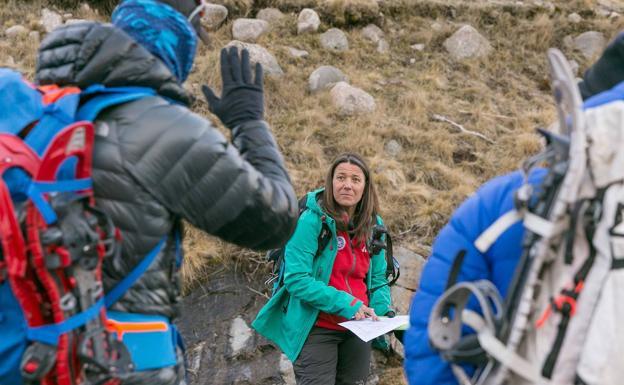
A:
252,189,392,362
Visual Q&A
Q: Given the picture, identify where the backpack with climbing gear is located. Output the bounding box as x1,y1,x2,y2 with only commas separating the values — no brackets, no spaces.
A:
264,193,400,295
428,49,624,385
0,68,173,385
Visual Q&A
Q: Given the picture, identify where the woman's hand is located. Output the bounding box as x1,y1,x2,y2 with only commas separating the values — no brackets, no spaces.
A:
354,305,379,321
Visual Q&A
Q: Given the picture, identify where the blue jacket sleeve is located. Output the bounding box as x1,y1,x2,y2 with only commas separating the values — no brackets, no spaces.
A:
404,169,546,385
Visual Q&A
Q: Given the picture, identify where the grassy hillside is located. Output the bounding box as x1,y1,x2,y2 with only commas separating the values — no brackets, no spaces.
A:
1,0,623,290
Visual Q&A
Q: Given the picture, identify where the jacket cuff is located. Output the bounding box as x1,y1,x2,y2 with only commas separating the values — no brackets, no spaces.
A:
339,298,363,319
231,119,269,137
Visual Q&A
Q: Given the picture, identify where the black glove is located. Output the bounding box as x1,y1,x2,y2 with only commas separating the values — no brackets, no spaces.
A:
202,47,264,129
579,32,624,100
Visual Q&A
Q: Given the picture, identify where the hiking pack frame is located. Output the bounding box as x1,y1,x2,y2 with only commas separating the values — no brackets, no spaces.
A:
428,49,590,385
0,75,170,385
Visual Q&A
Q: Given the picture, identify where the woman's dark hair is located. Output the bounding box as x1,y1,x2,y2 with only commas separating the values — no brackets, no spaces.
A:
322,152,379,242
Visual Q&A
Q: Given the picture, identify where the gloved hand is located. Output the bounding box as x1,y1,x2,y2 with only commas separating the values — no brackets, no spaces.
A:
579,32,624,100
202,47,264,129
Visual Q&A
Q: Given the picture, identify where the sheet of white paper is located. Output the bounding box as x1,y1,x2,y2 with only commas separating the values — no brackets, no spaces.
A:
338,315,409,342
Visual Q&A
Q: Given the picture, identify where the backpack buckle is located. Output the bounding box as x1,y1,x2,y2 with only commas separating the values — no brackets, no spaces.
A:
20,342,57,382
78,327,133,382
536,282,583,328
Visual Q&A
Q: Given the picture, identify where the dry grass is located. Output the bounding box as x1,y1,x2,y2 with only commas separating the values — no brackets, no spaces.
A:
3,1,624,290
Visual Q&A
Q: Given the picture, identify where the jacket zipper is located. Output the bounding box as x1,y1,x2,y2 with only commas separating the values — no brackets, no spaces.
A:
345,235,356,295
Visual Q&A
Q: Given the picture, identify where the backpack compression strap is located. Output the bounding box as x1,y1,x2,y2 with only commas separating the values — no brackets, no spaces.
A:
27,237,166,345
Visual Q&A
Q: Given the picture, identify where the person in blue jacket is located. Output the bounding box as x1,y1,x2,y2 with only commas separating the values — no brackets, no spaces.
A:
404,31,624,385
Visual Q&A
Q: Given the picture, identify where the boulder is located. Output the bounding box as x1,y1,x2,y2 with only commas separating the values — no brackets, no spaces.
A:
286,46,309,59
443,25,492,60
201,3,228,31
5,25,28,38
376,39,389,54
40,9,63,33
225,40,284,77
567,12,582,23
309,65,348,93
384,139,402,158
256,8,284,24
297,8,320,34
574,31,606,60
330,82,376,116
231,18,269,42
320,28,349,51
361,24,384,43
65,19,88,25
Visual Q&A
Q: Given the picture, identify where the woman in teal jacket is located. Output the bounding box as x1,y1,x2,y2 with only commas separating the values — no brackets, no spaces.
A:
253,152,392,385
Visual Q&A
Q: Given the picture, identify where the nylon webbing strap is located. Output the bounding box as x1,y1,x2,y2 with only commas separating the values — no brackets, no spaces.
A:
104,237,166,307
474,210,523,253
462,310,548,384
26,178,93,224
524,212,569,239
27,237,166,346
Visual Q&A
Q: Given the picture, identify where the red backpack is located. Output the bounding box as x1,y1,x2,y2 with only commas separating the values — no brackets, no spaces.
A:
0,68,166,385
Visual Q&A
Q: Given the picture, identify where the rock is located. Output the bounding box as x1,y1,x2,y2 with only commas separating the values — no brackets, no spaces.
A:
178,268,402,385
279,354,296,385
4,56,16,67
411,43,425,51
229,316,252,356
65,19,88,25
598,0,624,12
286,46,309,59
62,13,73,19
80,3,92,13
330,82,376,116
563,35,574,49
568,59,579,76
28,31,40,42
443,25,492,60
5,25,28,38
376,39,389,53
297,8,320,34
384,139,402,158
40,9,63,33
256,8,284,24
201,3,228,31
610,11,620,19
361,24,384,43
431,21,443,31
393,246,425,292
320,28,349,51
232,18,269,42
187,341,206,374
574,31,606,59
567,12,582,23
409,58,416,64
225,40,284,77
389,247,426,342
309,65,348,93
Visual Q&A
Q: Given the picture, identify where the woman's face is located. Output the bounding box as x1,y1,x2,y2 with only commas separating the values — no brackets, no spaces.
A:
332,162,366,213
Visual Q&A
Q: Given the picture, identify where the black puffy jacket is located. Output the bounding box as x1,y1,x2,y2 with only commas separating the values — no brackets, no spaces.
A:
35,22,298,321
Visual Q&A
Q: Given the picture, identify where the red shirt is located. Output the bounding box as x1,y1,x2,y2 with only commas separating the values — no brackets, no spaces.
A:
316,230,370,331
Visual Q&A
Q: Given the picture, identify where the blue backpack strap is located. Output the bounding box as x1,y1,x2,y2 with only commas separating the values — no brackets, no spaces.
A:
0,69,43,135
77,85,157,121
27,237,166,345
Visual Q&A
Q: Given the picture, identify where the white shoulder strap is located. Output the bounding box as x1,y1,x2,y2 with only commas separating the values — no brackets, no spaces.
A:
474,210,523,253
